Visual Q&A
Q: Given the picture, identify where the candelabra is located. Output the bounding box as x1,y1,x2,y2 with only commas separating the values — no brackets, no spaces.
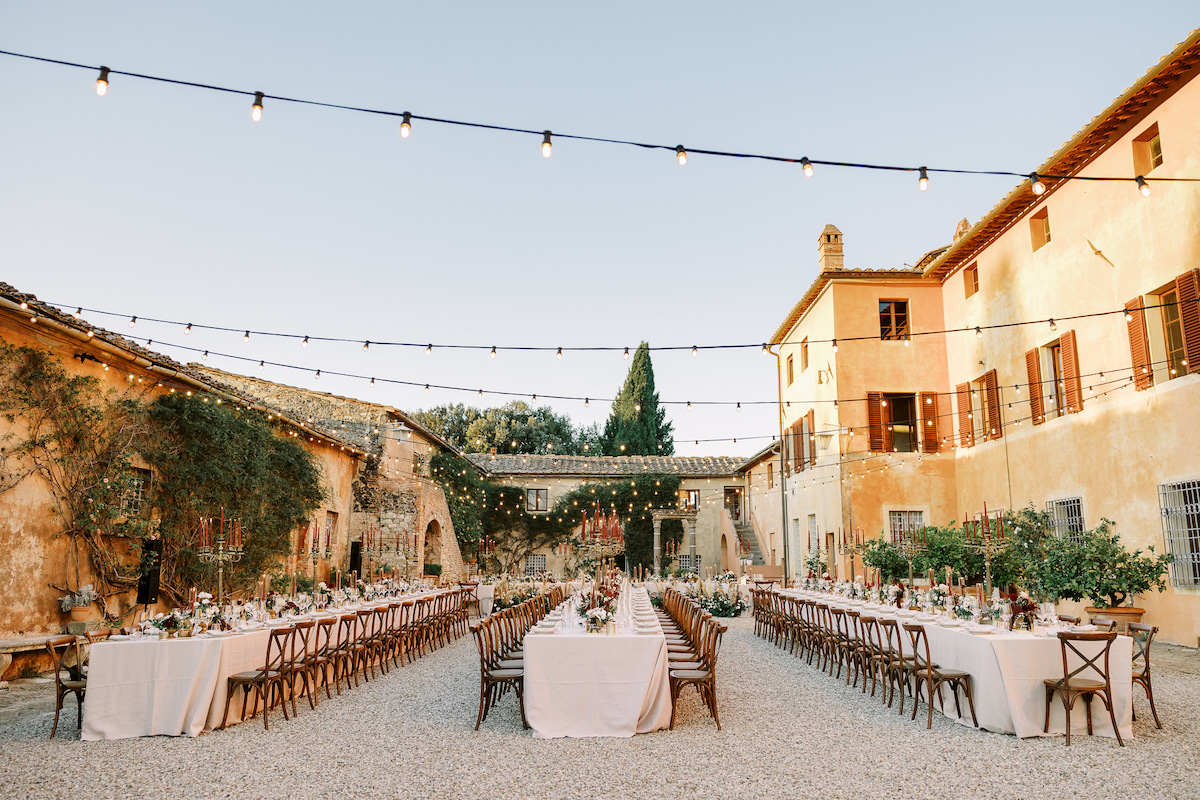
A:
199,510,244,606
837,528,865,583
309,519,332,592
892,528,928,593
961,508,1009,601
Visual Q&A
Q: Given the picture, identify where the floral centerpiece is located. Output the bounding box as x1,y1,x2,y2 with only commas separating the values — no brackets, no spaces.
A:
927,583,951,610
951,593,977,621
1008,593,1039,630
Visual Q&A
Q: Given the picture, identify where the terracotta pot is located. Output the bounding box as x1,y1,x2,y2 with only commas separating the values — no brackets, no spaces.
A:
68,606,91,622
1085,606,1145,631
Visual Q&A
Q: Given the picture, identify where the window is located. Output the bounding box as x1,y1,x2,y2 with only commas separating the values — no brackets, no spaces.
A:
879,300,909,341
886,394,917,452
1047,342,1066,417
963,264,979,299
1159,480,1200,587
121,467,153,516
1161,287,1188,379
677,554,701,571
888,511,923,541
800,338,809,372
786,354,794,386
681,489,700,510
1133,123,1163,175
807,514,818,553
1030,208,1051,251
523,553,547,577
526,488,548,512
767,462,774,489
1046,498,1085,542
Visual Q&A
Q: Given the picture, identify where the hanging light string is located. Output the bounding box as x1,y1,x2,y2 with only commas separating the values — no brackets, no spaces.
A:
1,48,1194,193
43,296,1197,359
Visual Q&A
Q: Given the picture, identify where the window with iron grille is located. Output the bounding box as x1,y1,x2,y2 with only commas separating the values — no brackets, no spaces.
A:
888,511,923,540
121,467,153,516
1159,480,1200,587
1046,497,1085,542
523,553,547,577
677,554,702,572
808,514,818,553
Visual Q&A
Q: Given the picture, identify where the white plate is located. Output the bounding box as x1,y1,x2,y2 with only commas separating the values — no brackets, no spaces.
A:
969,628,995,636
1070,625,1098,633
939,620,964,627
107,634,130,641
635,628,659,635
527,628,555,635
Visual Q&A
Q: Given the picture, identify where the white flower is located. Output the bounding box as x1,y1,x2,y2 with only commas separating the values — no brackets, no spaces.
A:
198,592,213,601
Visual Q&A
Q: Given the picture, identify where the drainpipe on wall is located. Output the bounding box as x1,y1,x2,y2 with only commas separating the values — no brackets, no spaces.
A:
768,344,790,585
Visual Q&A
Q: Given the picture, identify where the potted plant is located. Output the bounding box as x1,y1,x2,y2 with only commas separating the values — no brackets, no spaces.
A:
1029,520,1173,628
58,584,99,621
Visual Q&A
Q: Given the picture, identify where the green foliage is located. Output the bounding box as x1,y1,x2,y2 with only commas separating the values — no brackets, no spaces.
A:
551,473,683,573
1026,519,1173,607
600,342,674,456
412,401,597,454
803,547,829,578
423,563,442,577
429,451,492,554
142,393,324,603
860,538,905,583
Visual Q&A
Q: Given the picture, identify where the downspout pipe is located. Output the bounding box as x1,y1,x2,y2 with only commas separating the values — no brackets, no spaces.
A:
767,344,790,585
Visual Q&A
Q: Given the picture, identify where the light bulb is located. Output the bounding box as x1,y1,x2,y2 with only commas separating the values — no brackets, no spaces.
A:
1136,176,1150,197
975,327,983,339
623,347,630,360
584,398,589,407
736,402,741,411
74,307,82,320
184,323,192,335
675,145,688,166
128,316,137,328
556,347,562,360
801,157,813,177
426,344,432,355
1030,172,1045,195
244,330,250,342
1049,318,1057,331
302,336,309,347
362,341,369,351
691,345,698,357
687,401,691,408
635,403,641,412
490,346,497,359
541,130,552,158
904,333,910,347
95,66,110,96
315,370,321,379
761,343,769,356
251,92,264,122
532,394,537,402
258,360,264,371
832,339,839,353
370,377,376,386
202,350,209,360
918,167,929,192
424,384,430,393
400,111,412,138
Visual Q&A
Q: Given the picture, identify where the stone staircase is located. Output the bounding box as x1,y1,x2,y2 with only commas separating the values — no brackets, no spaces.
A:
734,523,765,565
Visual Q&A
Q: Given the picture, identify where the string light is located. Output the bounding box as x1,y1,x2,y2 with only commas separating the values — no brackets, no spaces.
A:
184,323,192,335
258,360,264,370
584,398,589,407
1136,176,1150,197
623,347,630,360
426,344,433,355
556,347,563,360
424,384,430,393
541,131,552,158
903,333,910,347
490,346,497,359
128,316,137,328
243,330,250,342
201,350,208,360
675,145,687,166
762,344,769,356
975,327,983,339
832,339,838,353
370,377,375,386
801,157,814,177
251,92,264,122
1049,318,1057,331
918,167,929,192
73,307,82,320
692,345,698,357
400,111,412,138
1124,310,1133,322
362,341,370,351
302,336,309,347
1030,172,1046,195
314,370,321,379
95,66,109,96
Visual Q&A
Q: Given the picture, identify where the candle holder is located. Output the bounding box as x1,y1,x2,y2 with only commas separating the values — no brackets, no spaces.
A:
308,521,331,596
892,528,928,594
837,528,865,584
199,510,244,606
962,504,1009,601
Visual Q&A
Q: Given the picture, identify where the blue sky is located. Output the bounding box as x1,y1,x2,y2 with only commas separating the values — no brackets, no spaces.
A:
2,3,1196,456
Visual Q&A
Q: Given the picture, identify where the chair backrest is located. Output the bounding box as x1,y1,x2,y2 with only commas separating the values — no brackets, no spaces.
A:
859,615,879,652
879,617,902,655
1088,618,1118,632
315,616,338,657
470,620,491,672
1056,631,1118,686
44,635,84,684
337,613,359,652
1126,622,1158,675
1057,614,1081,625
903,622,933,669
290,619,316,664
264,626,296,671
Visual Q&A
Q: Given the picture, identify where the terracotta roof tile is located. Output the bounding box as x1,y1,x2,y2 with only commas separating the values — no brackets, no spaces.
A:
465,453,743,478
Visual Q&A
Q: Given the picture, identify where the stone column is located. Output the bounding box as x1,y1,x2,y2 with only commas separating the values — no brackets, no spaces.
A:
652,518,661,576
687,518,696,572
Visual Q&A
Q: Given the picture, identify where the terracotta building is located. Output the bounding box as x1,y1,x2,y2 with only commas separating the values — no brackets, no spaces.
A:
767,30,1200,644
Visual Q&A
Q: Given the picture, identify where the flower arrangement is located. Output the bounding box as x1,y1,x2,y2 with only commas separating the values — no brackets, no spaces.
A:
952,593,978,620
58,584,99,612
698,593,748,618
1009,593,1040,630
927,583,951,609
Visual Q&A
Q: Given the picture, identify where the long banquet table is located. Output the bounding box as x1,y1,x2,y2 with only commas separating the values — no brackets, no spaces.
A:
83,591,445,741
521,588,672,738
782,590,1133,740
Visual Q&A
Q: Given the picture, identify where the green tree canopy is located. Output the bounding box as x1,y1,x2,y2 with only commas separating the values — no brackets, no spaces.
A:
412,401,598,454
600,342,674,456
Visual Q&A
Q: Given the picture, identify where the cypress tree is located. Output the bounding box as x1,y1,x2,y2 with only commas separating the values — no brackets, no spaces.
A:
601,342,675,455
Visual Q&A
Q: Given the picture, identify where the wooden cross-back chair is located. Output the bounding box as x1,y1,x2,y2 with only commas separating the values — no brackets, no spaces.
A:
44,635,87,738
1043,631,1123,746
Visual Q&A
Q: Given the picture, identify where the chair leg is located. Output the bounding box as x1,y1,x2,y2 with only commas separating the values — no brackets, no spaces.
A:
1145,678,1162,729
961,678,979,727
1104,691,1124,747
1085,693,1094,736
50,691,63,739
1044,686,1053,734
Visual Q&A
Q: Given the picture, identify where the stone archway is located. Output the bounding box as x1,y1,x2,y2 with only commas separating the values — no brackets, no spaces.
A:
721,533,730,572
424,519,442,568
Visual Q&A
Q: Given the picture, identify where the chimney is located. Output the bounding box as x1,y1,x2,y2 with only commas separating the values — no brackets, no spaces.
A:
818,224,843,271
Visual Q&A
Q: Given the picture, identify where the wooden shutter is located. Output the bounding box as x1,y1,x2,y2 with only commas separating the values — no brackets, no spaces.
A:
1026,349,1045,425
956,383,972,447
1060,330,1082,413
867,392,884,452
1177,269,1200,374
1125,297,1153,390
983,369,1003,439
792,421,803,472
920,391,939,453
806,409,816,465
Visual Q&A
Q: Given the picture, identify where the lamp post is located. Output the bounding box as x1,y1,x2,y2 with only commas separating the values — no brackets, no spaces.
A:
198,509,244,606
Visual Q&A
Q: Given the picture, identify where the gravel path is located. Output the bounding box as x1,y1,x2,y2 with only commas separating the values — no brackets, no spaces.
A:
1,617,1197,800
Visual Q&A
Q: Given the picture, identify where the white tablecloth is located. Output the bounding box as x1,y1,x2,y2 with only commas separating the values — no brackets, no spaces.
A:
522,592,672,738
784,592,1133,739
83,629,270,740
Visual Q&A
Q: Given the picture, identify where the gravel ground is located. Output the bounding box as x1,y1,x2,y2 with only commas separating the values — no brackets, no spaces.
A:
1,617,1198,800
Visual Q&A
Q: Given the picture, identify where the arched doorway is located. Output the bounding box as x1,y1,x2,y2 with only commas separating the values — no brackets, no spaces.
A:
424,520,442,570
720,534,730,572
